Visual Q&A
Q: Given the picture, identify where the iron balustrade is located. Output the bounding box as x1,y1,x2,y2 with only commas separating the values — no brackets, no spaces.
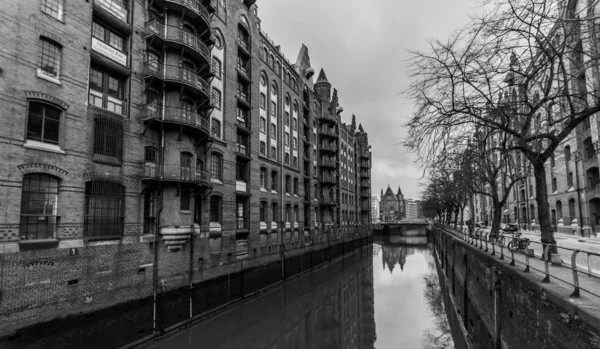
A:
360,170,370,178
164,65,210,96
439,225,600,300
236,64,250,80
143,104,210,134
144,164,210,183
165,0,210,24
320,158,337,168
238,36,250,52
318,127,337,137
319,113,337,123
320,196,337,205
237,91,250,104
145,20,210,62
320,142,338,152
321,174,337,184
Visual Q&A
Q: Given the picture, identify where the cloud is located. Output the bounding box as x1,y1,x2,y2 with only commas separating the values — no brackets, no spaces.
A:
258,0,479,201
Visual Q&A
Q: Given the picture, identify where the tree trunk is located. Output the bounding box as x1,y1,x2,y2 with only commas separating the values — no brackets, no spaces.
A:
491,201,503,236
533,161,556,247
460,206,464,228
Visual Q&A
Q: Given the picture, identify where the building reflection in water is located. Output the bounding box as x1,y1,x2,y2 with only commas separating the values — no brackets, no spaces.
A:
374,229,455,349
143,248,376,349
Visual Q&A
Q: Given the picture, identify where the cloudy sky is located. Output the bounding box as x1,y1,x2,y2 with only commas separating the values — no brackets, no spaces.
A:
257,0,480,200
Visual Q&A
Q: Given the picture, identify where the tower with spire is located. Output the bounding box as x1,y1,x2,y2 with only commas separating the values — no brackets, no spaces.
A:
379,185,406,222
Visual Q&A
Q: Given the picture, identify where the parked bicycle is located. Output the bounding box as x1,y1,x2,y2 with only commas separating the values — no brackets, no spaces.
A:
507,232,530,253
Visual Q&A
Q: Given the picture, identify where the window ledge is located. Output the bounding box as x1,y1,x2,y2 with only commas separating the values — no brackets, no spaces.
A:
260,187,268,192
271,190,278,194
93,154,122,167
211,178,223,185
36,69,62,86
24,140,65,154
41,9,64,23
180,210,192,214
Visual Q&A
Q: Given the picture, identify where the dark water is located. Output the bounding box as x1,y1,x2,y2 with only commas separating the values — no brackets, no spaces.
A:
143,227,457,349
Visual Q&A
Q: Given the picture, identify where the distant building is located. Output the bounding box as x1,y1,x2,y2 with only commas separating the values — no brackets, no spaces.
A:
371,197,380,223
379,185,405,222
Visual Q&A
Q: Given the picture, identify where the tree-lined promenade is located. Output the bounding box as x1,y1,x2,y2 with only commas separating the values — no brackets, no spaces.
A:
405,0,600,249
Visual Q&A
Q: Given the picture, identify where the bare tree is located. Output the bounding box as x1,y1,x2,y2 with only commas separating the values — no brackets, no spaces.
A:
405,0,600,246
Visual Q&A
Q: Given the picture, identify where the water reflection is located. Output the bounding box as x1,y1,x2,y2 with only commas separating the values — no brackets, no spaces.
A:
143,248,376,349
143,228,457,349
373,229,455,349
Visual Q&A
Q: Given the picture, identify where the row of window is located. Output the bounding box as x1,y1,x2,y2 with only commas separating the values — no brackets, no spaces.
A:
258,202,301,223
259,169,300,194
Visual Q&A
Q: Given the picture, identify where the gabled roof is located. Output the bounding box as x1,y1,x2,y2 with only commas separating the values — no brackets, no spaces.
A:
384,185,395,197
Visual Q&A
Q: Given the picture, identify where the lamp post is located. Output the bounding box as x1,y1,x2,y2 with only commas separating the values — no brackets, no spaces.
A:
575,151,584,236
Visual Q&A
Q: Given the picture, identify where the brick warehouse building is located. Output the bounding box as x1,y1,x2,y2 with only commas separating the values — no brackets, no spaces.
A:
0,0,372,341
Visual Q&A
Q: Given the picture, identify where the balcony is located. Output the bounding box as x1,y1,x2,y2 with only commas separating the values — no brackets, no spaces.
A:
145,20,210,64
163,65,210,98
142,165,211,186
318,127,337,139
164,0,210,28
359,150,370,159
320,197,337,206
237,91,251,109
303,152,310,161
143,104,211,139
361,203,370,211
319,112,337,124
319,142,337,154
88,90,127,116
360,190,370,198
360,170,370,178
321,174,337,185
236,118,251,135
235,144,250,160
360,160,371,169
320,158,337,169
236,64,251,82
238,36,250,56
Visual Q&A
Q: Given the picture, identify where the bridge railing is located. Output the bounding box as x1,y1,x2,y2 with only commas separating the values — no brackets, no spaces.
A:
434,223,600,300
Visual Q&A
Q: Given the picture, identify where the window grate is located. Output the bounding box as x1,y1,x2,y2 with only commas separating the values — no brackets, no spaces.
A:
20,174,59,240
94,117,124,162
84,180,125,238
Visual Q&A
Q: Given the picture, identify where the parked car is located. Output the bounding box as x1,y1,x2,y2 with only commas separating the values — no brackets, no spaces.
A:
501,223,519,233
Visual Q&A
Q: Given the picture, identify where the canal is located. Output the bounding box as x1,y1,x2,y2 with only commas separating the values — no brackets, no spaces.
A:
141,226,460,349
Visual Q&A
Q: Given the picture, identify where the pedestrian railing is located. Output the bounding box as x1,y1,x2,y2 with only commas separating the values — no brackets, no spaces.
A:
436,224,600,300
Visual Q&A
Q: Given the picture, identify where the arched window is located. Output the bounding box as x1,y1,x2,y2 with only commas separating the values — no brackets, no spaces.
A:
275,61,281,74
285,94,290,107
260,201,267,222
20,173,60,240
261,47,268,60
271,82,278,96
260,72,266,86
84,180,125,237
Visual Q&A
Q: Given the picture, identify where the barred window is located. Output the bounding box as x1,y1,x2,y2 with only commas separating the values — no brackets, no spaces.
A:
210,153,222,180
270,101,276,116
285,112,290,125
180,189,191,211
212,57,222,78
236,161,247,182
41,0,63,20
272,203,278,222
260,168,267,188
210,196,221,222
84,180,125,238
19,174,59,240
270,146,276,160
271,124,276,139
260,93,266,109
94,117,123,162
260,117,266,133
260,141,266,155
211,118,221,138
38,38,61,78
271,171,278,191
212,88,221,109
285,133,289,146
145,147,157,163
27,101,61,144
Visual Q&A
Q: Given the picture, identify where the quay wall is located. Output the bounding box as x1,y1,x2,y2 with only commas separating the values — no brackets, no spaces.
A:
433,226,600,349
0,227,372,349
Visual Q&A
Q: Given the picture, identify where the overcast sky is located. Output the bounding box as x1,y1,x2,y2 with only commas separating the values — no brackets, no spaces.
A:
257,0,479,200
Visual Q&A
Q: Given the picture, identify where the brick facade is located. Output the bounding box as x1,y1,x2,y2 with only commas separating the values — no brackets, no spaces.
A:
0,0,372,336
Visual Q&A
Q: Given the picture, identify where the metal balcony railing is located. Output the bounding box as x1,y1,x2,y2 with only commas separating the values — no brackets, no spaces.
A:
320,142,337,152
319,113,337,123
143,104,210,134
320,197,337,205
163,65,210,96
236,144,250,156
238,36,250,52
320,158,337,168
321,174,337,184
145,20,210,62
143,164,210,183
318,128,337,137
165,0,210,24
237,91,250,104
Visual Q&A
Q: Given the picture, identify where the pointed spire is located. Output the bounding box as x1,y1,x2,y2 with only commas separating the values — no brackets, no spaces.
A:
316,68,329,84
331,88,338,106
380,188,383,197
351,114,356,131
358,123,365,133
397,186,403,196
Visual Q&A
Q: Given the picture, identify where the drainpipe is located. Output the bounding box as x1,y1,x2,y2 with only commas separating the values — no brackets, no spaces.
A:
152,124,165,334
